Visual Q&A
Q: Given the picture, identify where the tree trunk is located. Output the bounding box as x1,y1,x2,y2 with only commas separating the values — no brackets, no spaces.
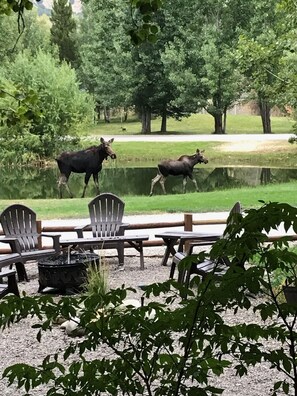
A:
160,110,167,133
104,107,110,123
213,112,224,134
94,103,100,124
222,107,227,134
258,98,272,134
124,107,128,122
141,106,151,134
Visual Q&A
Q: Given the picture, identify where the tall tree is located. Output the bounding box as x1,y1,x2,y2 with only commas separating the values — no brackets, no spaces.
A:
236,0,290,134
79,0,134,122
50,0,77,67
163,0,253,134
79,0,182,134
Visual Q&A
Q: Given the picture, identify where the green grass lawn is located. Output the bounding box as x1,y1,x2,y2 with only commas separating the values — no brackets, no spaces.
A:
1,182,296,220
84,113,294,136
108,140,297,168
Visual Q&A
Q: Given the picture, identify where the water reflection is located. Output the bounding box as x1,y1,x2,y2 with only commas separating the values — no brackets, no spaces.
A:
1,166,297,199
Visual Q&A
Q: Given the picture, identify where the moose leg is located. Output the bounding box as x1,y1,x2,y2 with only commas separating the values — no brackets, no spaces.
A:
182,176,188,193
188,174,198,191
149,173,162,196
159,175,167,194
58,174,73,199
82,173,92,198
191,178,198,191
93,173,100,195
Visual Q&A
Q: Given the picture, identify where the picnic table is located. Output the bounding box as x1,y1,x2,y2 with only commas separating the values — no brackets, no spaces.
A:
155,231,222,267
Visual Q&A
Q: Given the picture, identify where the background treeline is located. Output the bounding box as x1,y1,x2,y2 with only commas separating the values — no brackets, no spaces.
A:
1,0,297,163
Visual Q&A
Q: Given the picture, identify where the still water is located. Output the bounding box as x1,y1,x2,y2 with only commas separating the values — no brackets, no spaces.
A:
1,166,297,199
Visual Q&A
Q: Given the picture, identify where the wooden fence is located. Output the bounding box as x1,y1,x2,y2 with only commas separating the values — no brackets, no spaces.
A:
0,213,296,254
0,213,227,254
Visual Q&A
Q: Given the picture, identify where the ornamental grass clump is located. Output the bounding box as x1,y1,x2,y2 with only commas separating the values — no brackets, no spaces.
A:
83,254,109,298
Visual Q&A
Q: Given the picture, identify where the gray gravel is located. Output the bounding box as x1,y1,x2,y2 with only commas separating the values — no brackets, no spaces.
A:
0,246,292,395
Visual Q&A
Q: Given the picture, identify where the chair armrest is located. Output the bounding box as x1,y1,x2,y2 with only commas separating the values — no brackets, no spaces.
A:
0,268,17,278
118,223,130,235
41,233,61,253
0,237,22,254
74,224,91,238
187,239,218,254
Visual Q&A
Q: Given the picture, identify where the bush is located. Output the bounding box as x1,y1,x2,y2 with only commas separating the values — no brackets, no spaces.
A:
0,50,94,162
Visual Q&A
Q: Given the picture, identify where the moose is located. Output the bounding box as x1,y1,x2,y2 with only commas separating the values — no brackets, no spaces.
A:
56,137,116,198
149,149,208,196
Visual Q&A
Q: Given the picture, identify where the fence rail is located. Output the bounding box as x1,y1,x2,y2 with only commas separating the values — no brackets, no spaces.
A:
0,213,296,255
0,214,226,254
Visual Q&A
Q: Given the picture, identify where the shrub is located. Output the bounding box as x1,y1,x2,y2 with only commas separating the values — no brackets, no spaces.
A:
0,50,94,162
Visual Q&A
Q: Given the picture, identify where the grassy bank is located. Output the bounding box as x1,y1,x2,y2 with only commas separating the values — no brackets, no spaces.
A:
109,140,297,168
1,182,296,220
85,113,294,135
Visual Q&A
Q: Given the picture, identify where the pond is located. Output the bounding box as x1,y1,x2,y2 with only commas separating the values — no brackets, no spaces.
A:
1,166,297,199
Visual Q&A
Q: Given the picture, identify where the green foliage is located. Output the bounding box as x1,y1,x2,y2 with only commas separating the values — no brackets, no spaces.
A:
50,0,78,67
129,0,162,45
83,259,109,297
0,50,94,162
0,202,297,394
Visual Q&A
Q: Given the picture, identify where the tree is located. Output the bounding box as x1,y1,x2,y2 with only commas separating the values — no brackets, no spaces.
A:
79,0,134,123
79,0,183,134
163,0,253,134
50,0,77,67
236,0,291,134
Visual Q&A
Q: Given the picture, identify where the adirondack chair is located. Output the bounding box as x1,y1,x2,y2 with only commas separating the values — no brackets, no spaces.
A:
0,204,61,282
172,201,243,291
75,193,129,266
0,253,21,297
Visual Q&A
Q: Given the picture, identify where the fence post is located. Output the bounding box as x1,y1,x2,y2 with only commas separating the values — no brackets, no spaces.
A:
184,213,193,231
37,220,42,249
184,213,193,252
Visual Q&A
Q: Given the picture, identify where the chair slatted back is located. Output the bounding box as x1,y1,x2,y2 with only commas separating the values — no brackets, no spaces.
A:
223,201,242,239
0,204,39,252
88,193,125,237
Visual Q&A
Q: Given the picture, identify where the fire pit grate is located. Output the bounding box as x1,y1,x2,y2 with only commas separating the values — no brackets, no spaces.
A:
38,252,100,294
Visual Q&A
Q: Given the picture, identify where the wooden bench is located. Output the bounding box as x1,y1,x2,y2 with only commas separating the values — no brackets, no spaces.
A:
0,253,21,298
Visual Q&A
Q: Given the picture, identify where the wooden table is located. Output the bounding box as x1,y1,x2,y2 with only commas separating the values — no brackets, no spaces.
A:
155,231,222,267
60,235,149,270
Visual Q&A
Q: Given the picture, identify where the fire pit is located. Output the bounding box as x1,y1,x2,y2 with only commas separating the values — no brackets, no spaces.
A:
38,252,100,294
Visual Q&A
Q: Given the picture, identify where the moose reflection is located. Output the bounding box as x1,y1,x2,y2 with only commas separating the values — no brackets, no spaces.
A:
56,137,116,198
1,166,295,199
149,149,208,196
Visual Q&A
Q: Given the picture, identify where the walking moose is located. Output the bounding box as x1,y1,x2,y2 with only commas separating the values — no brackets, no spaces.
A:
149,149,208,196
56,137,117,198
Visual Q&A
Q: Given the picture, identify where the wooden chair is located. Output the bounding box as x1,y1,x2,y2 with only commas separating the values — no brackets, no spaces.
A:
75,193,129,266
172,202,243,290
0,204,61,282
0,253,22,297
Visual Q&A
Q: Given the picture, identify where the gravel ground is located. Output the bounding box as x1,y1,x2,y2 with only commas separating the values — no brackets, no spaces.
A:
0,246,292,395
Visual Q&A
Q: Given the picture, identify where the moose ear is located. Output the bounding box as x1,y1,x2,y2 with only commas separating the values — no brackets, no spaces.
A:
196,149,200,153
100,137,105,143
109,138,114,143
